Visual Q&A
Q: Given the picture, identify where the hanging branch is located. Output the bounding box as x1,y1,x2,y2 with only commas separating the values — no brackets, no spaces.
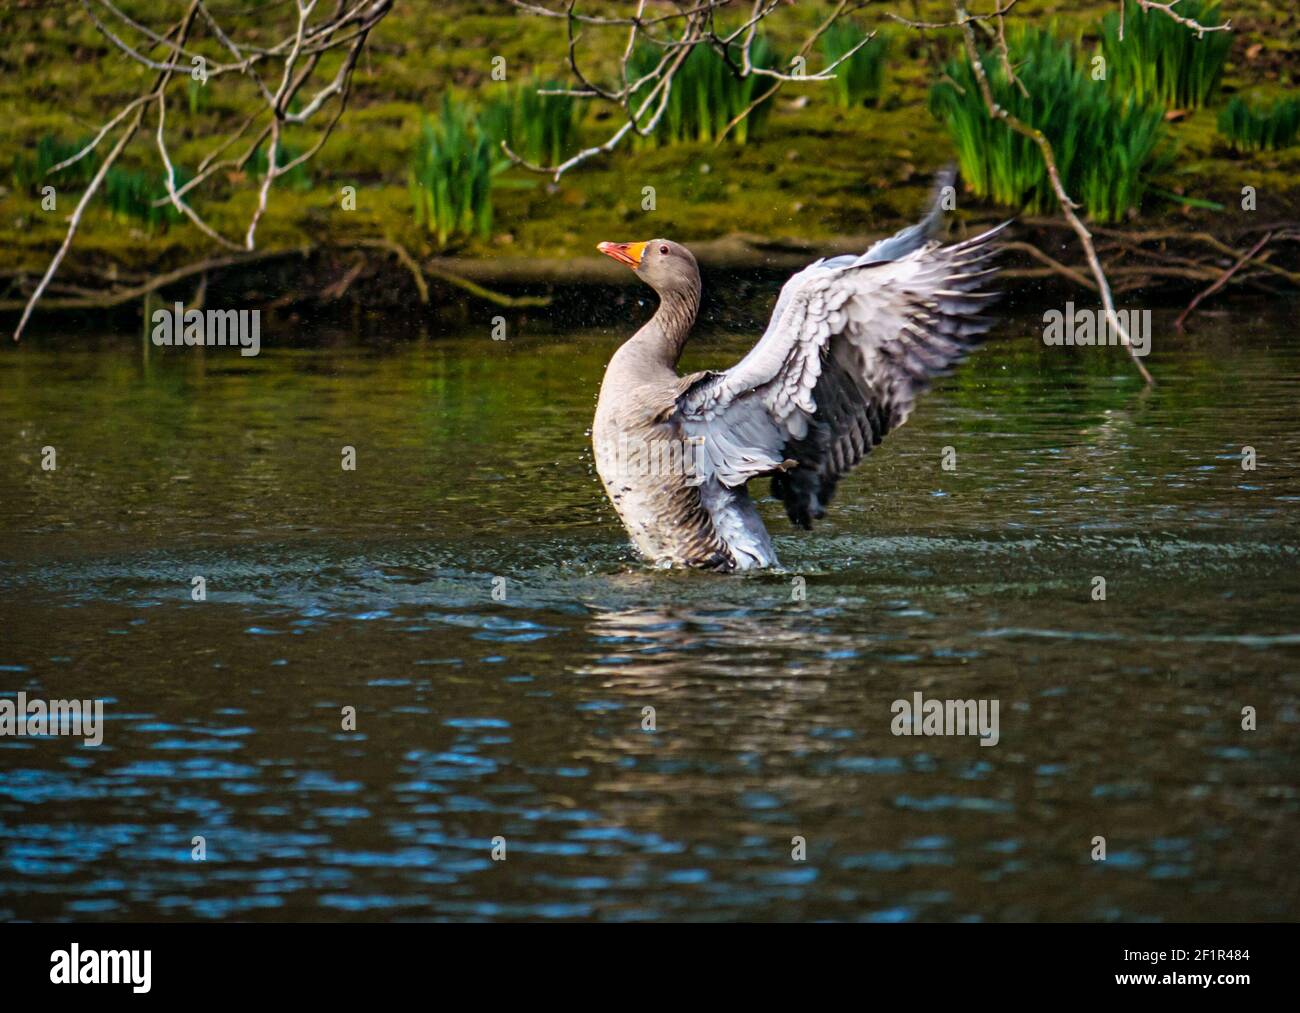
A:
506,0,881,180
1175,231,1273,330
10,0,394,341
951,1,1155,385
1133,0,1231,35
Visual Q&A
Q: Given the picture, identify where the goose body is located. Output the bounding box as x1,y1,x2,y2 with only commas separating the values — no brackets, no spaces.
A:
592,328,778,570
593,177,1006,572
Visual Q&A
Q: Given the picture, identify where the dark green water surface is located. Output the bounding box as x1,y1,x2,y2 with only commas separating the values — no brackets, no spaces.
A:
1,306,1297,921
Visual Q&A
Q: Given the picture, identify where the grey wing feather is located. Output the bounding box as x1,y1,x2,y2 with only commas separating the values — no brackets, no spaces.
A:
676,190,1007,530
851,164,955,265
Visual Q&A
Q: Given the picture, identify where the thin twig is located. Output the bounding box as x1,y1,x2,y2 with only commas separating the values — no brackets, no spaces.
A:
12,0,394,338
1135,0,1231,34
1175,232,1272,330
953,2,1153,385
0,248,311,313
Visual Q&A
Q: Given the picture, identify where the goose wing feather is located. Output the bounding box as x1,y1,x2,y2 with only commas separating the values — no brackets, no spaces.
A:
675,216,1007,529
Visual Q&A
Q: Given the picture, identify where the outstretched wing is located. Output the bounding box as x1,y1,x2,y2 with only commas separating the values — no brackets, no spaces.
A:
676,215,1007,529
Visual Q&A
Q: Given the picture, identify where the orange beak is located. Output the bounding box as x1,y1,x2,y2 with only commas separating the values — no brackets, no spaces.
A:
597,240,647,270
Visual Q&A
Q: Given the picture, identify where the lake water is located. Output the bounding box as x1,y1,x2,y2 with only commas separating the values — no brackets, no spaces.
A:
2,306,1298,921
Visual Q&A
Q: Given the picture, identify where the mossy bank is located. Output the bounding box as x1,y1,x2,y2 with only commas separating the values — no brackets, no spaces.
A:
2,0,1298,331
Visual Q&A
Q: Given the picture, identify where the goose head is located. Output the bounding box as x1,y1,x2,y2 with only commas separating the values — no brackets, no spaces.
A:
598,238,699,298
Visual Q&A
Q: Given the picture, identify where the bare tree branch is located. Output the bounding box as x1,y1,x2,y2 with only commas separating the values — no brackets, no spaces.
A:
508,0,881,178
11,0,394,340
952,1,1154,385
1175,232,1272,330
1135,0,1231,35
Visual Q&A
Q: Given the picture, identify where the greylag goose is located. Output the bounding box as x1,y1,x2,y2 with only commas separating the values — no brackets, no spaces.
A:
593,177,1007,571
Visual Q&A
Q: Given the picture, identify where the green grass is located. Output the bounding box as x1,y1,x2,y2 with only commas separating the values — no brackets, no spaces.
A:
11,133,98,190
186,77,209,116
1,0,1295,277
628,35,781,147
1218,95,1300,151
930,29,1169,223
11,134,192,230
820,23,889,108
409,94,506,247
103,166,189,231
1100,0,1230,109
480,78,578,166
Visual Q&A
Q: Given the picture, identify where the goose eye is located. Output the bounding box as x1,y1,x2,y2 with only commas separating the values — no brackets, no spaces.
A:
659,245,669,255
